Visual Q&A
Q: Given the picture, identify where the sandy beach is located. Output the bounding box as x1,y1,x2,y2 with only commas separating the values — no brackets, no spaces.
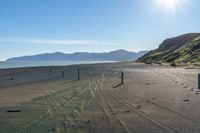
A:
0,62,200,133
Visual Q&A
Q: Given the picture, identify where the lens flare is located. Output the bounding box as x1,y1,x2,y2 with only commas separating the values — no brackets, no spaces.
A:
154,0,188,12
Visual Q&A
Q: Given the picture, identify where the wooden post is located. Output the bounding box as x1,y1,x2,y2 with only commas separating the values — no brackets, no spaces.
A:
62,71,65,78
49,67,52,75
78,68,80,80
121,72,124,84
198,74,200,89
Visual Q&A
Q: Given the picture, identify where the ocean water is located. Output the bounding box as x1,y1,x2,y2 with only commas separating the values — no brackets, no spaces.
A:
0,61,115,69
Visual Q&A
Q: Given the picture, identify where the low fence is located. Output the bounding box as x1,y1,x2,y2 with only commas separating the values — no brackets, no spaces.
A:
0,66,124,88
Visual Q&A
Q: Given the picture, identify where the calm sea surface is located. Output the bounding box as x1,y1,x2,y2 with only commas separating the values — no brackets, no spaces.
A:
0,61,116,69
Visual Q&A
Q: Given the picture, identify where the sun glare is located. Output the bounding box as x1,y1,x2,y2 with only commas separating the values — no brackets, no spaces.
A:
154,0,188,12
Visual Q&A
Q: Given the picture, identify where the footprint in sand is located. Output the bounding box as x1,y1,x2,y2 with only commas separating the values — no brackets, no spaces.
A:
113,112,117,115
195,90,200,94
124,110,130,113
189,88,194,91
84,120,91,124
183,99,190,102
9,77,14,80
136,104,142,109
146,99,151,102
145,83,150,85
184,85,189,88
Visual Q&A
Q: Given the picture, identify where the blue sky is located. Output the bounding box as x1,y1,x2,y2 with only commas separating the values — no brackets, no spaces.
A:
0,0,200,61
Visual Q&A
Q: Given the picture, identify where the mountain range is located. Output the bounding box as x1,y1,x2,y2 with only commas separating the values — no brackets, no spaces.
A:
7,49,148,61
137,33,200,65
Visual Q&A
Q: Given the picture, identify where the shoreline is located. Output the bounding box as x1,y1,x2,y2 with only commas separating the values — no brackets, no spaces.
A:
0,60,120,70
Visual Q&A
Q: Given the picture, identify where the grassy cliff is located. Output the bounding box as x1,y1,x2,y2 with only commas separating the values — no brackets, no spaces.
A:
137,33,200,65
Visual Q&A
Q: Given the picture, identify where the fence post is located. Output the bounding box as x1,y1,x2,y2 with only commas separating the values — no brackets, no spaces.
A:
121,72,124,84
62,71,65,78
198,74,200,89
49,67,52,76
78,68,80,80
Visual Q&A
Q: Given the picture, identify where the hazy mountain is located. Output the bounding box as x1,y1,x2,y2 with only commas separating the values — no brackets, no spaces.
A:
137,33,200,64
7,49,149,61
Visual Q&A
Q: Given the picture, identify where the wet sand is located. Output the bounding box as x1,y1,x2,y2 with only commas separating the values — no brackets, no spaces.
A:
0,62,200,133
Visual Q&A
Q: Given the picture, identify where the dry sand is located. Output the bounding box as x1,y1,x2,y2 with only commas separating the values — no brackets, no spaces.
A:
0,62,200,133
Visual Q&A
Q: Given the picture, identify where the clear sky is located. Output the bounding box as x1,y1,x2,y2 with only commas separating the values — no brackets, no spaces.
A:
0,0,200,61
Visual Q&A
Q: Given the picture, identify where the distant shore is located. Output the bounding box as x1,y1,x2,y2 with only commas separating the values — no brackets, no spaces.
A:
0,60,118,69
